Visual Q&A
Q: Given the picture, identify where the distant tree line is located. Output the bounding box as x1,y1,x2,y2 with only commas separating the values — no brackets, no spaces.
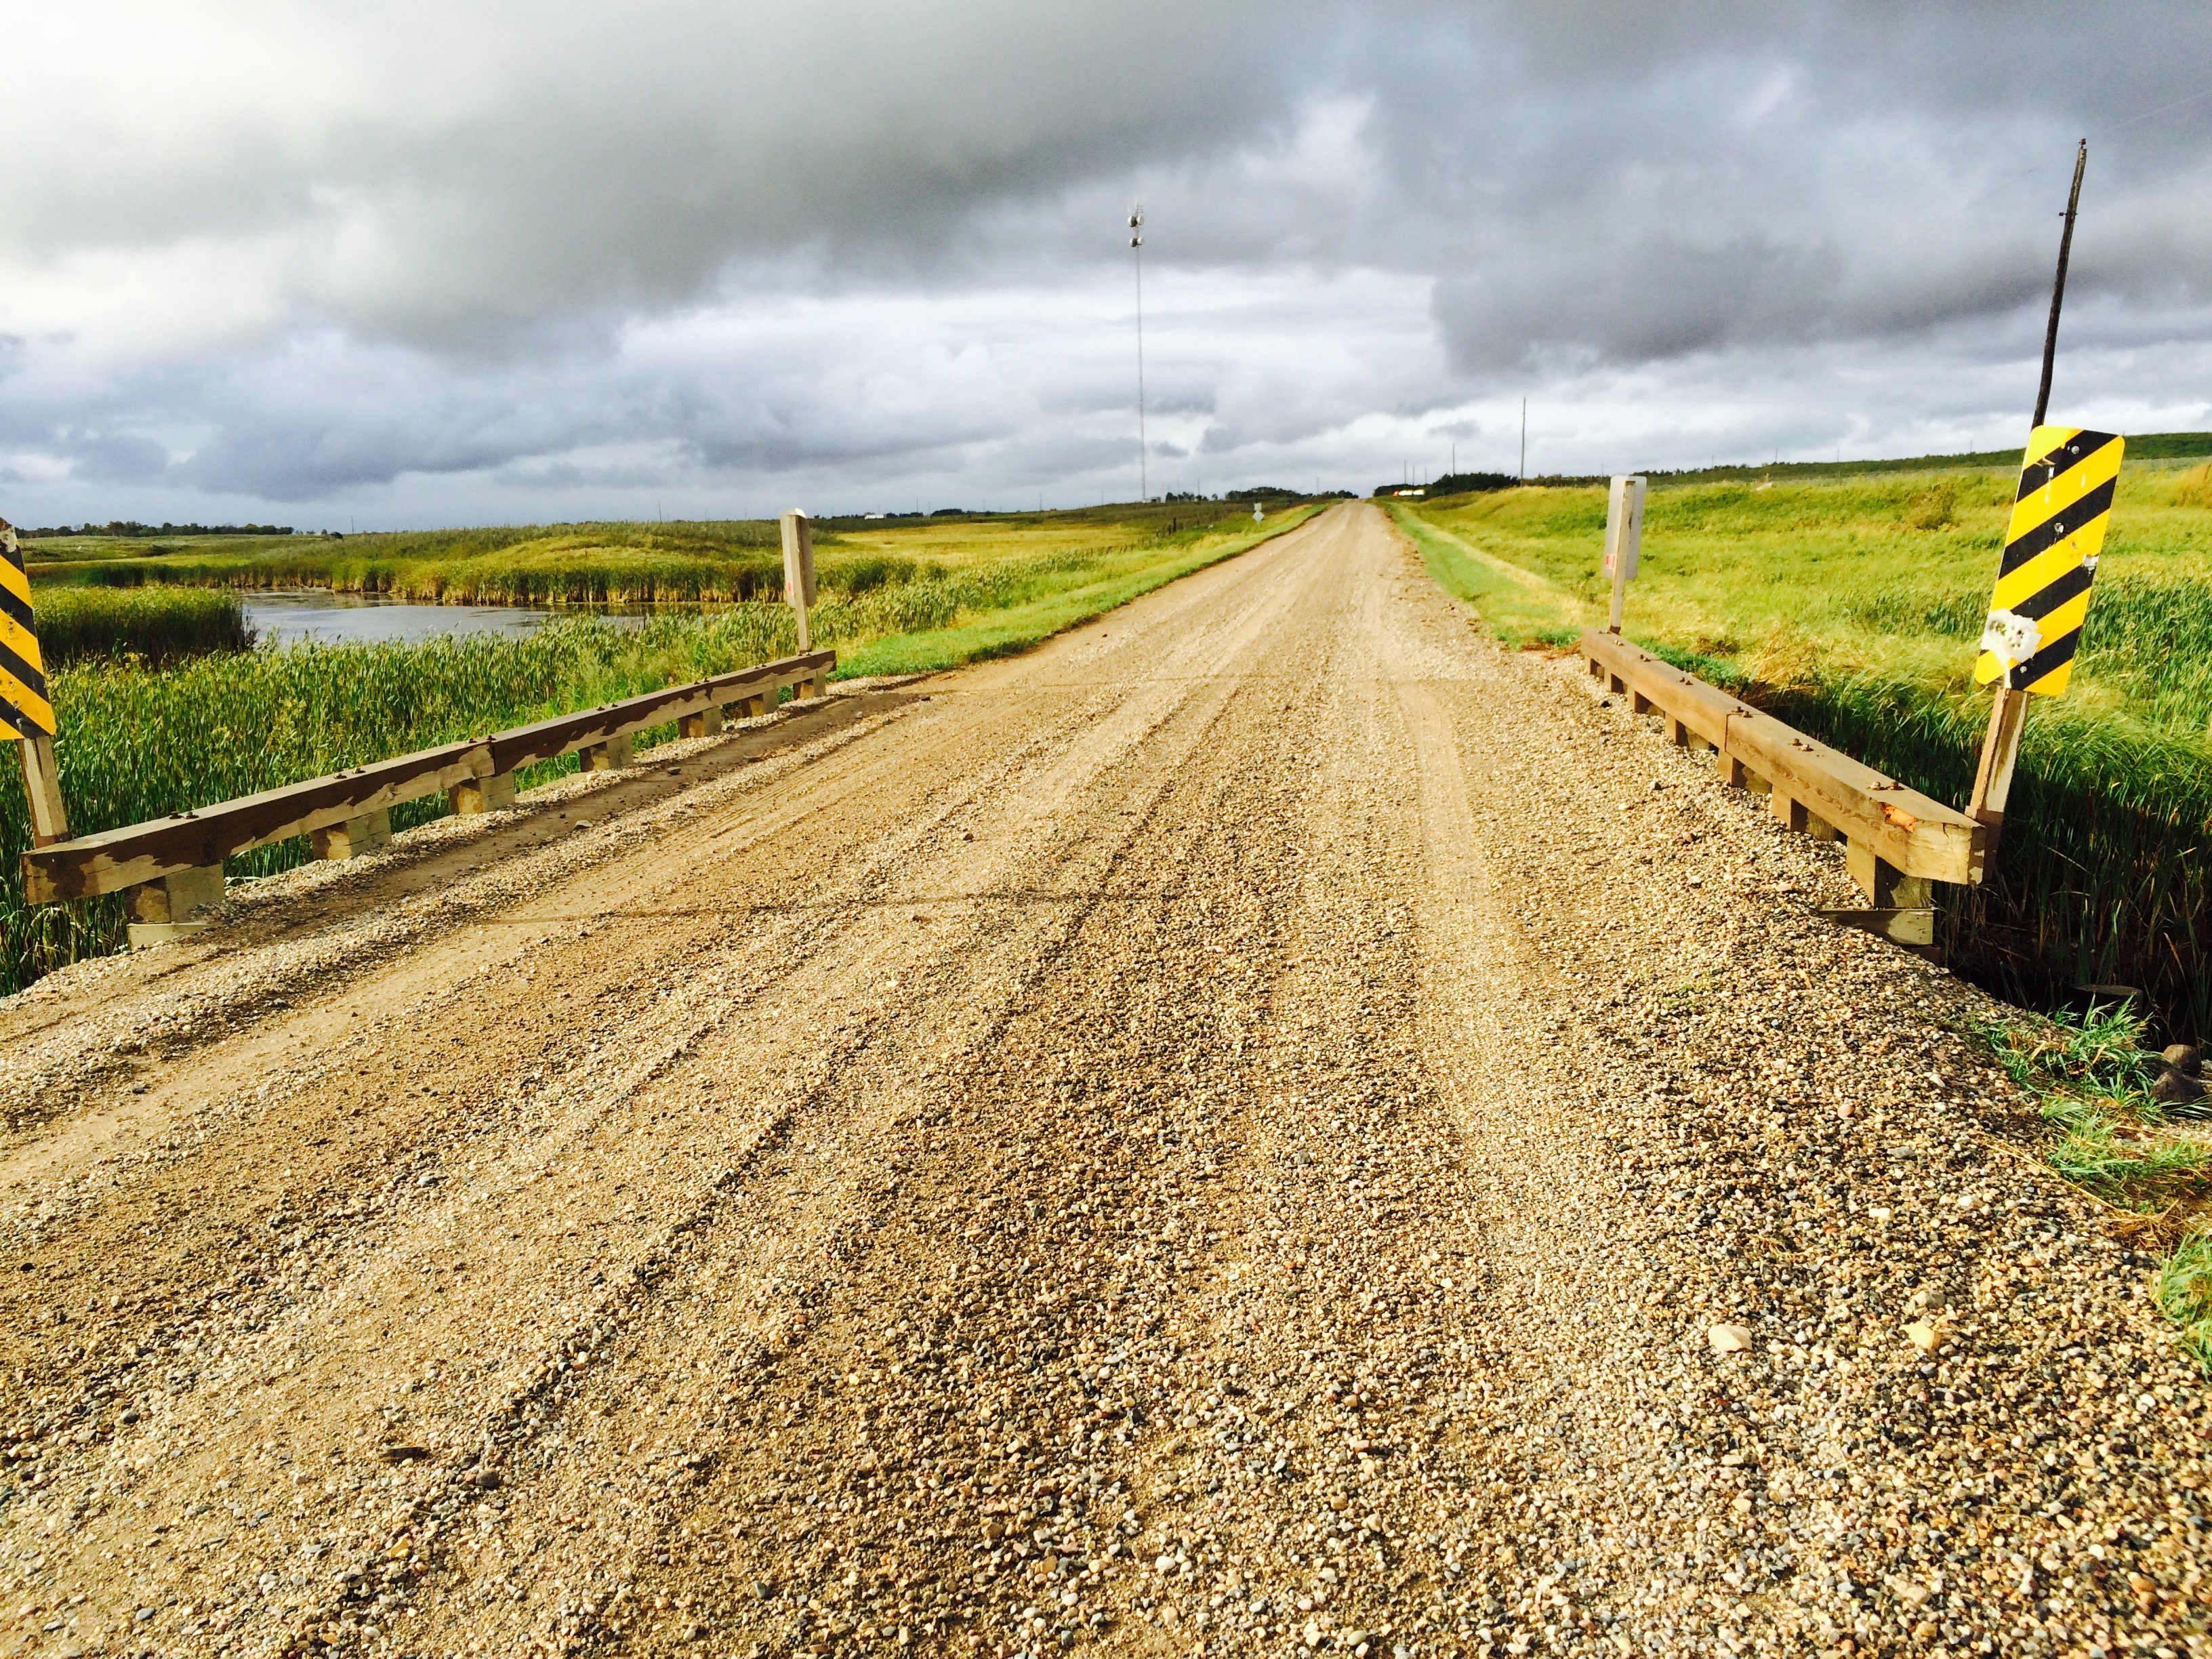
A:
1372,472,1519,498
22,521,296,539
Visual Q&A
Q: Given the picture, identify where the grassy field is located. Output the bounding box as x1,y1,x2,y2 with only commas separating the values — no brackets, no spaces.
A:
1394,451,2212,1044
0,501,1313,991
25,502,1279,609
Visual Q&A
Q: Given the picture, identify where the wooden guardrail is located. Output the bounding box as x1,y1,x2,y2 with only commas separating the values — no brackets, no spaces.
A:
23,648,835,927
1580,630,1986,945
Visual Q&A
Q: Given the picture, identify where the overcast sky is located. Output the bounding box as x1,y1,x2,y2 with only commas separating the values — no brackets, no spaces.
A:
3,1,2208,528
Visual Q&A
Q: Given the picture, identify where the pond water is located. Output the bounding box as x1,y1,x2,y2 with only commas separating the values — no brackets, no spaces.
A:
243,591,647,647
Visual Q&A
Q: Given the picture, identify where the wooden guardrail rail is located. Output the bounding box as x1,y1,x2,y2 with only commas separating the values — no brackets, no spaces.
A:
23,647,835,935
1580,630,1986,945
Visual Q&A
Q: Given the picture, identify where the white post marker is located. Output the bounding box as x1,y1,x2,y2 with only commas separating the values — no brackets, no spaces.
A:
780,509,817,654
1252,501,1265,524
1602,474,1646,635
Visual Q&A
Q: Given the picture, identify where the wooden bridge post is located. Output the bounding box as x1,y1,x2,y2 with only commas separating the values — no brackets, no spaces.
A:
449,773,517,815
312,809,392,861
20,734,67,848
1602,475,1646,635
577,735,634,771
781,510,816,654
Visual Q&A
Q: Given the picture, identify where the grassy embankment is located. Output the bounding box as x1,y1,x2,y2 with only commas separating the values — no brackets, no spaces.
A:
1395,453,2212,1359
1392,454,2212,1042
0,503,1315,990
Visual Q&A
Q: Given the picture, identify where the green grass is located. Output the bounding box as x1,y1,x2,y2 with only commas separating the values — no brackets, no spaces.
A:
1966,999,2212,1370
30,587,253,664
1397,449,2212,1044
0,501,1315,992
25,502,1288,611
1387,508,1581,650
2156,1235,2212,1374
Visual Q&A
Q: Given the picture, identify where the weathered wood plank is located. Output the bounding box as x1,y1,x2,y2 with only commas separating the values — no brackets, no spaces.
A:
449,773,517,815
1845,840,1935,909
22,739,493,903
127,865,224,924
484,650,832,775
1729,705,1977,886
23,647,837,904
1579,628,1984,888
1816,906,1936,947
577,735,635,772
312,808,392,861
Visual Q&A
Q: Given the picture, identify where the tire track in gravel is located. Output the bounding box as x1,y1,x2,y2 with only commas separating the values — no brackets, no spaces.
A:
0,539,1309,1425
383,559,1340,1659
0,509,1349,1658
5,501,2212,1659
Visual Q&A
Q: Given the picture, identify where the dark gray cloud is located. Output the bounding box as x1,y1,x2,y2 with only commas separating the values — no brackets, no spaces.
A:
0,1,2207,524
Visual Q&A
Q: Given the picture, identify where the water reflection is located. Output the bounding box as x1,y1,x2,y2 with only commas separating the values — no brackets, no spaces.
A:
243,591,650,647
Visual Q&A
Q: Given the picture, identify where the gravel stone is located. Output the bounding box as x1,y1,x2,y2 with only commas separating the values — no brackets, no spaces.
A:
0,506,2203,1659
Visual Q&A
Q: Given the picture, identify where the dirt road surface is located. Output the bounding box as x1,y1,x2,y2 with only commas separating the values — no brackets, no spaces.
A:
0,502,2205,1659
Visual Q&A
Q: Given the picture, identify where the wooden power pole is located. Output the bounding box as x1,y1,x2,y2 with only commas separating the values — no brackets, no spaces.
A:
1968,139,2089,848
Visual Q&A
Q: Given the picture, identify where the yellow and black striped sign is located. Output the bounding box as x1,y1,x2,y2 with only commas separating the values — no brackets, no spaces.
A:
1973,425,2123,696
0,521,54,739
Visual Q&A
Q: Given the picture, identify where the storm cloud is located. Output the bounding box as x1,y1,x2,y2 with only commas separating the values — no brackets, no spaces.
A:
1,1,2207,523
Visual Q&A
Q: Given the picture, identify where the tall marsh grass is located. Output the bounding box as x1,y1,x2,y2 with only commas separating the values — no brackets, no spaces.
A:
38,522,801,605
0,615,794,990
31,587,253,663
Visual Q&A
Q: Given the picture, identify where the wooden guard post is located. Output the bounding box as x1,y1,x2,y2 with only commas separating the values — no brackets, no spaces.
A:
781,509,817,656
1602,476,1645,634
1581,630,1986,948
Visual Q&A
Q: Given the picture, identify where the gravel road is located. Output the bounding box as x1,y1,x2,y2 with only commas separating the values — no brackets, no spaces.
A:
1,501,2207,1659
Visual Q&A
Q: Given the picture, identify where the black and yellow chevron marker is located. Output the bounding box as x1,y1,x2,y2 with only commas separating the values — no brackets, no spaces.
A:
1973,425,2123,697
0,520,55,739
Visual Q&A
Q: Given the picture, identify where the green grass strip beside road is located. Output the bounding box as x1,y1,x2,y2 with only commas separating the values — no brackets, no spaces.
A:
835,505,1319,677
1383,501,1580,649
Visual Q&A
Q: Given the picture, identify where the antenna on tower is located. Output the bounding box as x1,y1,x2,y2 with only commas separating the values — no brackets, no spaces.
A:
1129,205,1147,504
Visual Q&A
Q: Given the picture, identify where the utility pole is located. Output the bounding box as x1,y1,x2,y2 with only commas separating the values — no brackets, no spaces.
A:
1519,399,1527,481
2033,140,2089,428
1969,138,2090,848
1129,206,1147,504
